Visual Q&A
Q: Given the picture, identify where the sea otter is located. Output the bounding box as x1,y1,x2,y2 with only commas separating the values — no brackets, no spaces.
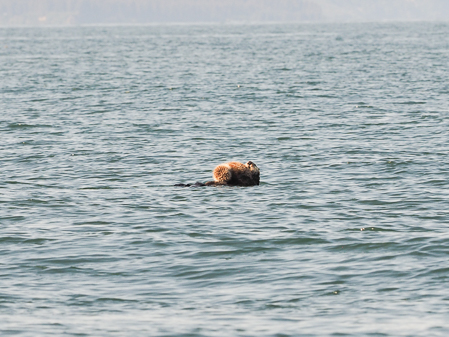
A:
174,161,260,187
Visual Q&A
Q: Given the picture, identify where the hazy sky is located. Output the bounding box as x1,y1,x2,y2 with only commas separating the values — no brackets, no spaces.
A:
1,0,449,26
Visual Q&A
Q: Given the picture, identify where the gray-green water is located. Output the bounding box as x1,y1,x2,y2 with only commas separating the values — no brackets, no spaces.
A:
1,22,449,336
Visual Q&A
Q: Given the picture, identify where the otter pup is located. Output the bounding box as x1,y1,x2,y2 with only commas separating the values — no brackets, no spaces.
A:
174,161,260,187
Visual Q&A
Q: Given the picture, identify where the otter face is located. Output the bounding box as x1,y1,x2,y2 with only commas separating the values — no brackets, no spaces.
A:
246,161,259,171
246,161,260,185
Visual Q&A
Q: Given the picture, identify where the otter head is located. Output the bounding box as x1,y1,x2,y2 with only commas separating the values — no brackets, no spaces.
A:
246,161,258,170
246,161,260,185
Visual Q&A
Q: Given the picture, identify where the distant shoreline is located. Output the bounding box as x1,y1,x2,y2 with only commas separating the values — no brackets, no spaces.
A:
1,0,448,27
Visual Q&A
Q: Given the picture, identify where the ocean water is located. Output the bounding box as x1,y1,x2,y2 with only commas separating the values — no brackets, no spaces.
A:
1,22,449,336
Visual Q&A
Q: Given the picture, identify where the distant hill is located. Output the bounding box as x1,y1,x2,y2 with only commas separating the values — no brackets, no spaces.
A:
0,0,448,26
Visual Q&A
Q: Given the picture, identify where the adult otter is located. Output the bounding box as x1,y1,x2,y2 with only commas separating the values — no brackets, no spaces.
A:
175,161,260,187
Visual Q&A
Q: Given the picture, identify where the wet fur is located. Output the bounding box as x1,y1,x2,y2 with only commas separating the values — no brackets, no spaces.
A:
206,161,260,186
175,161,260,187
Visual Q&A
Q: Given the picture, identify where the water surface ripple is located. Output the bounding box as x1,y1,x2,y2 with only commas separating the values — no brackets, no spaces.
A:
1,23,449,336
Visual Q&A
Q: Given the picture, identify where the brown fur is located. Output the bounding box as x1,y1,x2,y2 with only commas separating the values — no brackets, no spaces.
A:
205,161,260,186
